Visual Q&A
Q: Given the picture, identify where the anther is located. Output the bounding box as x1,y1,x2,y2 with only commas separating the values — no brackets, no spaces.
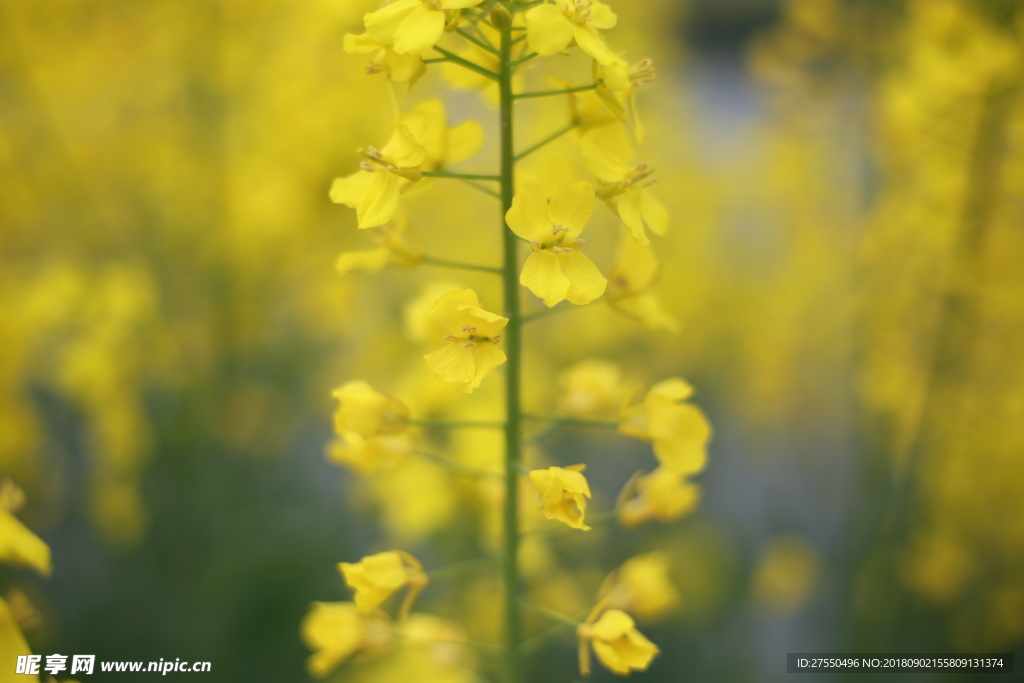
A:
359,161,376,172
552,225,569,235
462,325,477,333
366,146,383,159
444,334,459,341
461,342,476,348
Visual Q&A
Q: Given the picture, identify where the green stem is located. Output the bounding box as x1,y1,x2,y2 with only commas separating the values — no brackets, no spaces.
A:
431,46,499,81
422,170,501,181
520,600,582,627
513,84,597,100
408,418,506,429
459,177,502,198
512,52,538,67
421,256,503,275
498,19,524,683
426,555,503,579
521,415,619,428
514,124,576,162
457,27,499,55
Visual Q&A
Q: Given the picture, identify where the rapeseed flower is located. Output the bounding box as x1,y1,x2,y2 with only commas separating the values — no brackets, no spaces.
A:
617,467,701,528
581,130,667,245
327,432,412,475
344,32,426,87
335,212,425,276
301,601,393,677
577,607,659,676
423,288,508,393
558,359,623,418
340,550,428,617
506,181,607,307
529,465,592,530
593,56,655,142
0,479,51,576
525,1,619,65
364,0,486,55
606,229,678,331
332,381,410,438
600,552,680,621
619,379,711,476
331,100,483,228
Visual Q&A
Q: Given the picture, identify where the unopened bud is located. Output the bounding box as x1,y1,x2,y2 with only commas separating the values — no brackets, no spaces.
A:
490,4,513,30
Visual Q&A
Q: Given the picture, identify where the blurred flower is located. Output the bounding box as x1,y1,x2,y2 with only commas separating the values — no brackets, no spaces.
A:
577,607,659,676
526,1,619,65
336,212,425,276
593,56,655,142
0,480,51,576
558,359,623,418
619,379,711,476
750,535,822,615
327,432,413,475
605,229,678,332
344,32,426,87
364,0,485,55
600,552,679,621
340,550,428,617
331,100,483,228
581,129,667,245
332,381,410,439
506,181,607,307
301,601,393,677
423,288,508,393
617,467,700,528
529,465,592,530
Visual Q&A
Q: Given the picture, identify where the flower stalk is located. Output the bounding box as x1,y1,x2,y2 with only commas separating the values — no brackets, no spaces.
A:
498,10,524,682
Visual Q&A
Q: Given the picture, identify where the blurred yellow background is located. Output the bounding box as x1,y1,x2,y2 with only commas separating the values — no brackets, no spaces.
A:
2,0,1023,680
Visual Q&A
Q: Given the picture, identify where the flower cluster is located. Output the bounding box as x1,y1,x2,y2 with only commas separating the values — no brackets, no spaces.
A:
306,1,707,680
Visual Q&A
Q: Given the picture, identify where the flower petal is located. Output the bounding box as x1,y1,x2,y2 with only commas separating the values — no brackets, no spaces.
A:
393,3,446,54
506,185,554,243
364,0,420,47
424,343,477,385
560,249,607,305
447,120,484,164
617,188,650,244
641,190,669,236
464,343,506,393
588,0,618,29
548,180,595,239
574,25,618,66
520,249,570,307
336,248,392,276
526,4,575,56
430,288,482,335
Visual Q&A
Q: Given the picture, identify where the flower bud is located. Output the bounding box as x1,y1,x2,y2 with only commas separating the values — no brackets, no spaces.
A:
490,4,513,30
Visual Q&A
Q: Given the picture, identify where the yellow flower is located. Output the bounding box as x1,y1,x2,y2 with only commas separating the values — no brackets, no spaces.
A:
442,24,525,105
619,379,711,475
593,56,655,142
332,381,410,438
330,100,483,229
301,601,393,677
344,32,426,87
506,181,607,307
617,467,700,528
529,465,592,530
526,0,619,65
751,535,822,614
606,228,678,331
577,607,659,676
327,432,412,475
581,130,667,245
600,552,680,621
339,550,428,616
423,288,508,393
558,359,623,418
336,212,425,276
364,0,486,55
0,480,51,576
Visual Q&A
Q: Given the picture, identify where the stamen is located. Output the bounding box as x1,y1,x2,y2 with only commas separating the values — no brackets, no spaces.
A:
552,226,569,235
359,161,376,172
529,240,543,250
366,146,383,159
572,239,585,247
444,334,459,341
492,335,502,343
462,325,477,333
553,246,574,253
461,342,476,348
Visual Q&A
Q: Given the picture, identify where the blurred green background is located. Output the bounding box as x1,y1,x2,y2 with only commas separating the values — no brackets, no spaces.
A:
2,0,1024,681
